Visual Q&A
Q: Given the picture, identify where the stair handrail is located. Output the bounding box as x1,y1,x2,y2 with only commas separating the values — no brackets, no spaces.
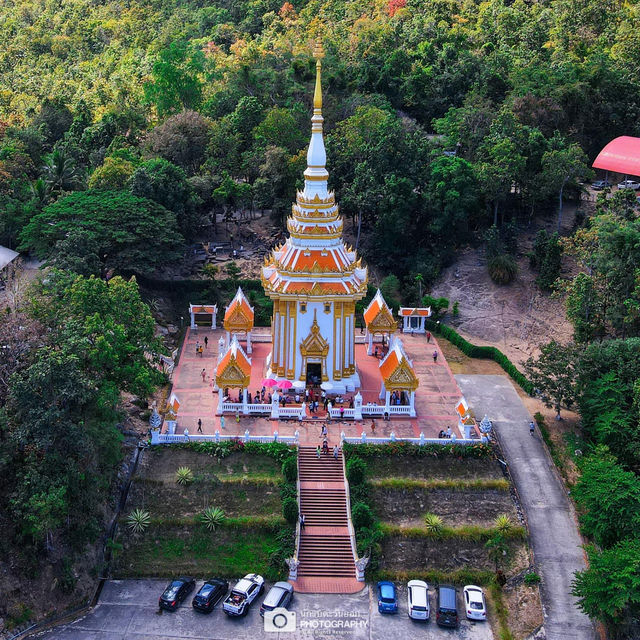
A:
340,449,361,581
292,445,302,573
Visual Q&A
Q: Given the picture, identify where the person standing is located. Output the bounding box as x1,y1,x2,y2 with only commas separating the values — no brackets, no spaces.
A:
183,427,190,441
322,438,329,454
195,340,200,356
321,424,327,438
371,419,376,433
299,513,305,529
529,420,535,436
333,445,339,460
433,350,438,362
426,331,431,343
446,426,452,438
201,368,206,382
197,418,203,433
220,415,225,430
316,445,321,458
204,336,208,348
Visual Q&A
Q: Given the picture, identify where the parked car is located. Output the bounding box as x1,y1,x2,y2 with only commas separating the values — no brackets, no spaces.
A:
407,580,430,620
222,574,265,616
617,179,640,190
192,578,229,613
591,179,612,190
260,581,294,617
377,581,398,614
436,585,459,628
159,577,195,611
463,585,487,621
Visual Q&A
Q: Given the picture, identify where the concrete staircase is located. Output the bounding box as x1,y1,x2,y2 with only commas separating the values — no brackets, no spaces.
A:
294,445,360,592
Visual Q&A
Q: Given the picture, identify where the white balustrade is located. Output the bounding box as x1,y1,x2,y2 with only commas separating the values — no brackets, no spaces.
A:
151,433,298,445
342,435,484,446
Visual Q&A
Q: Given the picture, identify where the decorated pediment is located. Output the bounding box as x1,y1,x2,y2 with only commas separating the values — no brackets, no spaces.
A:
386,362,419,391
368,308,397,334
223,287,254,332
300,312,330,357
215,337,251,389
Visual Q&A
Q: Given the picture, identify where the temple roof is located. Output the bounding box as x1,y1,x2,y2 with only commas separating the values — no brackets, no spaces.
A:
215,336,252,388
398,307,432,317
260,40,367,301
364,289,397,332
224,287,254,332
379,339,419,391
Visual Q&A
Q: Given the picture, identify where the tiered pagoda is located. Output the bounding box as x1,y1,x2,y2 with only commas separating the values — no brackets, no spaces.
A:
261,40,368,393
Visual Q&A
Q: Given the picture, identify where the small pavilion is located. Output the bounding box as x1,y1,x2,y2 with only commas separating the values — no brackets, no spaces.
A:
363,289,397,355
398,307,432,333
215,336,252,415
189,303,217,329
223,287,254,354
378,338,418,417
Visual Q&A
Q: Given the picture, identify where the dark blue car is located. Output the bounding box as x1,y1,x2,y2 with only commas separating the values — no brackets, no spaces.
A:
377,581,398,614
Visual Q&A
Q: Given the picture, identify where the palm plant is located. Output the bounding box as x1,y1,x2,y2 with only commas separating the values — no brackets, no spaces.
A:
127,508,151,534
200,506,225,531
175,466,194,485
41,148,81,193
424,513,444,535
494,514,513,534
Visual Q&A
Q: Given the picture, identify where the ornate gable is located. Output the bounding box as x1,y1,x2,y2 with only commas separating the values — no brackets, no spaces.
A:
300,312,329,357
386,361,419,391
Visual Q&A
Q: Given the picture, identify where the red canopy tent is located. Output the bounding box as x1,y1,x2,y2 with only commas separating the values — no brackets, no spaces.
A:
592,136,640,177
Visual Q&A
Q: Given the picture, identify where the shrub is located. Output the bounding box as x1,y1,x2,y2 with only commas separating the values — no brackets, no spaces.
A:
200,506,225,531
127,508,151,534
282,457,297,483
452,301,460,317
494,514,513,534
175,466,194,485
346,457,367,485
282,497,299,524
524,571,541,585
488,254,518,285
424,513,444,535
351,502,374,530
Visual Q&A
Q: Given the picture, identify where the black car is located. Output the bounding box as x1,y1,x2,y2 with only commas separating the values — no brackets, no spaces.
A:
436,585,459,628
192,578,229,613
159,577,196,611
592,179,612,190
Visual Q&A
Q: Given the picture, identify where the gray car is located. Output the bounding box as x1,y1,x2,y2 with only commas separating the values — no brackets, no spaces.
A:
260,582,294,616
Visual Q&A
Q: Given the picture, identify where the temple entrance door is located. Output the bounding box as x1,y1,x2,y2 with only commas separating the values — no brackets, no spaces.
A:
306,362,322,387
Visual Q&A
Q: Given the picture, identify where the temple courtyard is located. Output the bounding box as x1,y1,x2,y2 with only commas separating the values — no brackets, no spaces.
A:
161,327,477,444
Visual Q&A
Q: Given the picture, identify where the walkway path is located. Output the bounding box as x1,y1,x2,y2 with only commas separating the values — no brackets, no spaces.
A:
455,374,596,640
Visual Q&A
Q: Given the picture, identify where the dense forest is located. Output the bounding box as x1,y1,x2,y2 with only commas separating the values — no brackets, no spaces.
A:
1,0,640,636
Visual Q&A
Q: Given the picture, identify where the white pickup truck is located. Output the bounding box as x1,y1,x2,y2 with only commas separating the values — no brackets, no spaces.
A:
222,574,265,616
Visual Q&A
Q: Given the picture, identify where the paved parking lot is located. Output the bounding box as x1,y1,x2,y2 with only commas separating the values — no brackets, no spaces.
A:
36,580,493,640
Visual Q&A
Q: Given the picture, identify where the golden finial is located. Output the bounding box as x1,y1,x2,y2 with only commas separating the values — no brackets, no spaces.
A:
312,38,324,111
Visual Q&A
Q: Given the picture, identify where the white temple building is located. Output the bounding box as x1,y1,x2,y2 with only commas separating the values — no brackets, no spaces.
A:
261,40,368,394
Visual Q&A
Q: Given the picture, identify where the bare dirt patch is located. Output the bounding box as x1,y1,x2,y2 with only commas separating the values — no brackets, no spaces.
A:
381,535,528,574
371,487,517,528
502,582,544,640
366,455,504,481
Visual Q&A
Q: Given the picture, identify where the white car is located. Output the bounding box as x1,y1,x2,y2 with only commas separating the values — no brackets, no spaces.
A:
617,179,640,190
407,580,430,620
222,574,264,616
463,585,486,621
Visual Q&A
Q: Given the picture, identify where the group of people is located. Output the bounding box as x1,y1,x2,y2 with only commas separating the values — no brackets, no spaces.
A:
194,336,208,357
438,427,453,438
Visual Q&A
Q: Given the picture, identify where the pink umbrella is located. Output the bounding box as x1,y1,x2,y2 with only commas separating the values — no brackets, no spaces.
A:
277,380,293,390
262,378,278,387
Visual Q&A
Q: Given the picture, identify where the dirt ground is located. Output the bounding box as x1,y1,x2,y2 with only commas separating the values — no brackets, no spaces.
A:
371,487,517,528
501,582,544,639
366,455,504,482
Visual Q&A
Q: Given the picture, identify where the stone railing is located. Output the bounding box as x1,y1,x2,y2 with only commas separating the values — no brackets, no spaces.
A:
361,405,385,416
386,405,412,415
328,408,356,419
340,431,485,446
278,407,304,419
151,430,299,445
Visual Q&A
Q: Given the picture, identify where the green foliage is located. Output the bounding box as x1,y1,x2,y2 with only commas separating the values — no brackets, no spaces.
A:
485,532,511,571
20,190,183,277
573,449,640,548
524,572,541,585
346,457,367,485
351,502,374,530
88,156,136,190
421,295,449,318
488,254,518,285
167,440,296,463
127,509,151,534
531,230,563,291
494,514,513,534
572,539,640,633
200,506,225,531
452,301,459,317
281,457,297,483
282,497,299,525
175,467,194,485
423,513,444,535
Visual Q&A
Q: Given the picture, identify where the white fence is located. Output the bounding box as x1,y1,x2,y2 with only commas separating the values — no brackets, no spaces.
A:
361,405,385,416
151,430,298,445
278,407,303,419
341,432,486,446
328,408,356,419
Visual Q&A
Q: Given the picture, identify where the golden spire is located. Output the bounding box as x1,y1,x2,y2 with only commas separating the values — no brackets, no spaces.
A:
312,39,324,111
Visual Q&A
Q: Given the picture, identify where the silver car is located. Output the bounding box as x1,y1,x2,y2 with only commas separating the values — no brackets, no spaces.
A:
260,581,294,617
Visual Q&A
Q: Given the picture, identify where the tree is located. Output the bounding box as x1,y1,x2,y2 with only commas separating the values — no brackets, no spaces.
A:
531,230,563,291
130,158,201,241
41,148,82,193
524,341,577,418
88,156,136,190
145,110,210,174
572,539,640,634
143,41,204,117
19,190,183,277
573,449,640,548
540,140,591,232
563,273,604,343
